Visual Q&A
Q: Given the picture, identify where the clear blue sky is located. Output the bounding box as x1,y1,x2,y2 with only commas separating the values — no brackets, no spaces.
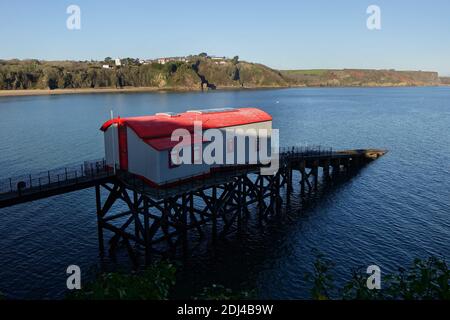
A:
1,0,449,75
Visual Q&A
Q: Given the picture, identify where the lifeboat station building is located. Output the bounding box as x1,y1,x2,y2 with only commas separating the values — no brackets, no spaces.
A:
100,108,273,187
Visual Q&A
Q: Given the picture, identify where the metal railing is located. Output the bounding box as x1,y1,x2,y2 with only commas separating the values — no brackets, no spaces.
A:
279,145,333,160
116,145,333,198
0,145,333,197
0,159,113,195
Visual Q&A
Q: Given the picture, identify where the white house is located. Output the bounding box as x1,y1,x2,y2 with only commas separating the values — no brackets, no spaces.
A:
157,58,168,65
156,57,187,65
115,59,121,66
100,108,272,187
210,56,226,60
102,65,110,69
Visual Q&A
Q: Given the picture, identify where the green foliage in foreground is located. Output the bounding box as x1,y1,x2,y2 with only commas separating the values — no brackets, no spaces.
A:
194,284,255,300
307,253,450,300
0,255,447,300
68,261,176,300
9,254,431,300
66,255,449,300
67,260,254,300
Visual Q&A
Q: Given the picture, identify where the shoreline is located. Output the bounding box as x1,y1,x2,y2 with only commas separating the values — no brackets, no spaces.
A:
0,87,194,97
0,86,295,97
0,84,448,97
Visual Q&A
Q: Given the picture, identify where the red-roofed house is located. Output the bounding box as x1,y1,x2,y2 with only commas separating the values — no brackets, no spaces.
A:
100,108,272,186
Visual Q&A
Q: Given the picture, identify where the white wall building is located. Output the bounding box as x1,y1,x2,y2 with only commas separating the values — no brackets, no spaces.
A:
101,108,272,187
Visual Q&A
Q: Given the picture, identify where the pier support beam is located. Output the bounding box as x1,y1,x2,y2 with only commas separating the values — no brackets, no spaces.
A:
90,148,384,266
95,184,104,255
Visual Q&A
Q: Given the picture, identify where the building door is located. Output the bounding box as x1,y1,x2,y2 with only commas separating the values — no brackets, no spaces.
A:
118,125,128,170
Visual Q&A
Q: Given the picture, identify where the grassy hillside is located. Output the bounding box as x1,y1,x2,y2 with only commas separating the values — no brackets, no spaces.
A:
282,69,441,87
0,57,444,92
0,57,287,91
194,58,288,89
0,59,203,90
440,77,450,85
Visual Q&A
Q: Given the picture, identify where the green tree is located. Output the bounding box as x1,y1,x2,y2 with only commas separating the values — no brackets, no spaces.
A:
305,251,336,300
46,73,59,89
195,284,255,300
306,252,450,300
68,261,176,300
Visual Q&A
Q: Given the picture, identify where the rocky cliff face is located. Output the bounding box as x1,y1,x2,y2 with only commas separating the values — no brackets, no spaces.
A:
191,58,288,90
439,77,450,85
0,58,443,91
281,69,441,87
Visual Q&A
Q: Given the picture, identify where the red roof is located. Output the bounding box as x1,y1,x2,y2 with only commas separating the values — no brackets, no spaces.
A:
145,133,207,151
100,108,272,151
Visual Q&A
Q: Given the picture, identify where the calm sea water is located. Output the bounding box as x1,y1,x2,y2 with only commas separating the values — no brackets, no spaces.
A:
0,87,449,299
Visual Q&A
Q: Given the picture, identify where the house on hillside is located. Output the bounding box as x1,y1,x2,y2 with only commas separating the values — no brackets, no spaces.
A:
157,58,169,65
157,57,187,65
210,56,226,61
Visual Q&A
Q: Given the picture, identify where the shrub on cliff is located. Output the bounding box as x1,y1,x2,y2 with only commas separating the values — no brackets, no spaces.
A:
307,253,450,300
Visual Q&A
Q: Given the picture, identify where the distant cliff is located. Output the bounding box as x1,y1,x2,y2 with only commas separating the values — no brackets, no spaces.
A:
281,69,441,87
439,77,450,85
0,58,444,92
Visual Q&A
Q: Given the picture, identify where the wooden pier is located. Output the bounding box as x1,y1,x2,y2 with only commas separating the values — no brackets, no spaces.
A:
0,147,386,266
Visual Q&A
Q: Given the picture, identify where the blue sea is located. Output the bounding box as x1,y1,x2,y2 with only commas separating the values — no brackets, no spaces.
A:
0,87,449,299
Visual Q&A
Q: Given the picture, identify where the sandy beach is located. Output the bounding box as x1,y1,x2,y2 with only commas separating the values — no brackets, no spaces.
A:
0,85,294,97
0,86,203,97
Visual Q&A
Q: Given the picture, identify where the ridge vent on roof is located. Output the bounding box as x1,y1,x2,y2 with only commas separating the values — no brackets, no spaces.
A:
155,112,180,117
186,108,237,114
